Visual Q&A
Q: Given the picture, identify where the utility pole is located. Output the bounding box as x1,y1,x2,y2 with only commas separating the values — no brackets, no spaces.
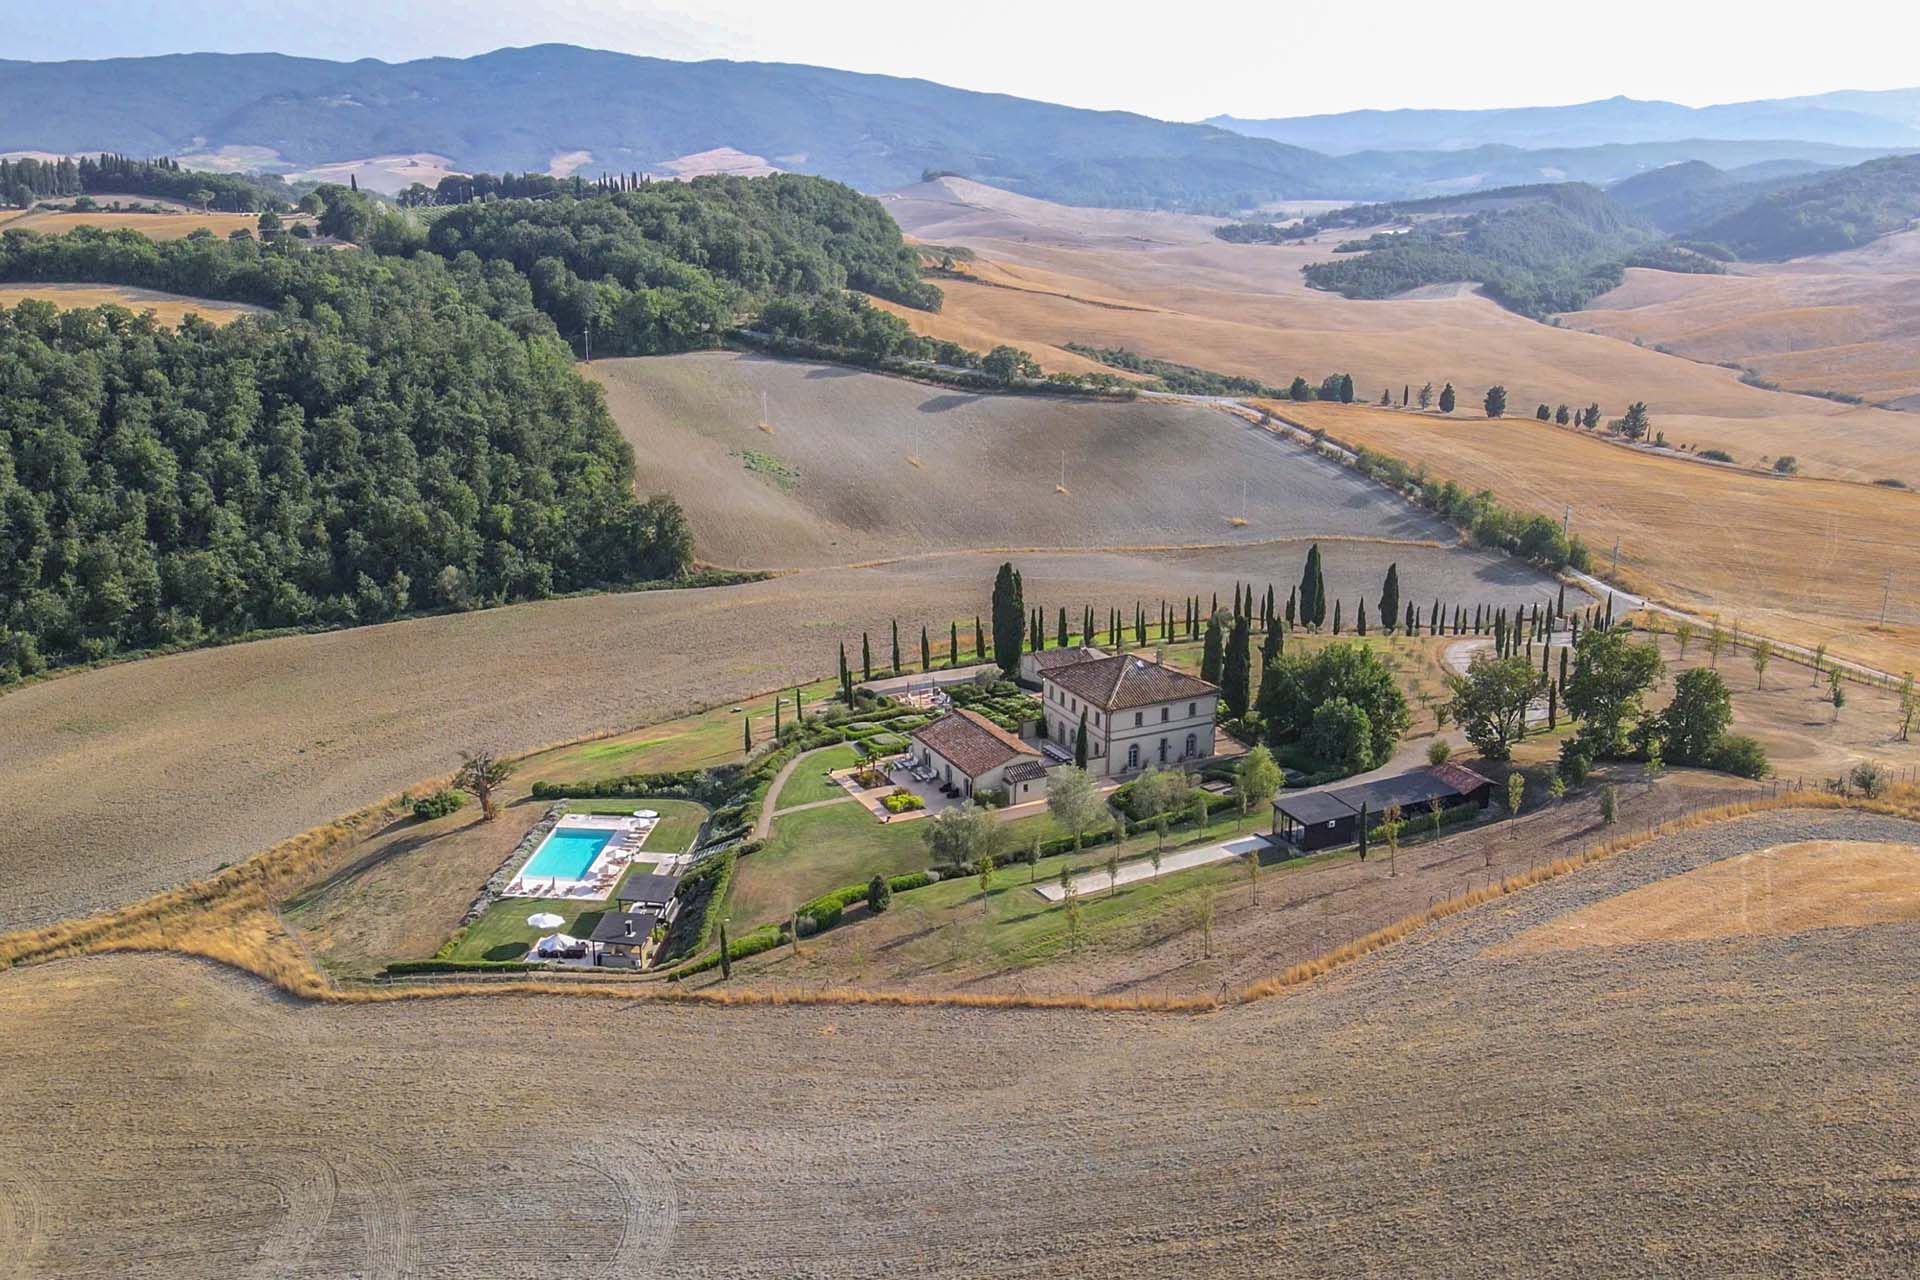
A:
1881,569,1895,628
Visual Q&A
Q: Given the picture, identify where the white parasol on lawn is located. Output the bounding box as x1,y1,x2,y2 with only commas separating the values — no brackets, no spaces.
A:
526,911,566,929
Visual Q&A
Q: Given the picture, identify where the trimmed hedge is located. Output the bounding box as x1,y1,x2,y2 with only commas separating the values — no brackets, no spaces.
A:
411,789,465,820
385,959,540,975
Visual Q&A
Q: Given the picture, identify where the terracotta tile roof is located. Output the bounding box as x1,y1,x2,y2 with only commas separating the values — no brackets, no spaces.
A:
1043,654,1217,712
909,708,1039,778
1028,646,1106,672
1425,761,1493,794
1003,760,1050,784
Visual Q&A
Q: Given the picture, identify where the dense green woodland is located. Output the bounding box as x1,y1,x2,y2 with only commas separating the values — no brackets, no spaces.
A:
0,236,691,683
0,153,296,212
1695,153,1920,259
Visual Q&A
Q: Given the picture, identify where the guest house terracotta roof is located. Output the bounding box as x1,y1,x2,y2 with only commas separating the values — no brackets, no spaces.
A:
1027,646,1105,672
909,708,1038,778
1043,654,1217,712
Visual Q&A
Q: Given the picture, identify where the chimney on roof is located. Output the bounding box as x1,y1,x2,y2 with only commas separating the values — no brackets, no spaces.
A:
1155,646,1165,666
624,919,635,937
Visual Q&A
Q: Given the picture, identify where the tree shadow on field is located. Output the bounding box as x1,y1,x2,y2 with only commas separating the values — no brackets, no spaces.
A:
918,393,983,413
805,364,860,379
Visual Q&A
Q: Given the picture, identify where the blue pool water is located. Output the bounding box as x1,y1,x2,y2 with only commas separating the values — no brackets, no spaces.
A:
522,825,615,881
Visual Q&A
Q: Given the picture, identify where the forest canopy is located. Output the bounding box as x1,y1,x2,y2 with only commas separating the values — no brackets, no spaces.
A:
0,233,692,682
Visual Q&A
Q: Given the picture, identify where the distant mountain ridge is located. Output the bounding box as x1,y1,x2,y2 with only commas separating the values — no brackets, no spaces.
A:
1209,90,1920,154
0,45,1347,211
2,47,1914,212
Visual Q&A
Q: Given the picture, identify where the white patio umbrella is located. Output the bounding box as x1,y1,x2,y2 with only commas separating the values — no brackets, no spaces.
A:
526,911,565,929
634,809,658,819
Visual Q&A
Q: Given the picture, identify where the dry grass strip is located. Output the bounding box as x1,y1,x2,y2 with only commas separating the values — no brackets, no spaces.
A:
6,788,1914,1015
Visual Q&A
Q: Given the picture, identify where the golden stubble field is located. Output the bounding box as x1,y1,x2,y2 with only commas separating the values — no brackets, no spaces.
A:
0,282,262,325
2,808,1916,1276
1272,399,1920,676
0,207,283,239
1573,231,1920,413
876,177,1920,484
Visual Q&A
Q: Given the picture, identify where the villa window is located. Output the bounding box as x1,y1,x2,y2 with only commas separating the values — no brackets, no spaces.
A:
1188,701,1197,716
1094,712,1101,728
1158,739,1168,763
1134,711,1143,727
1161,706,1169,722
1127,743,1140,770
1186,731,1197,758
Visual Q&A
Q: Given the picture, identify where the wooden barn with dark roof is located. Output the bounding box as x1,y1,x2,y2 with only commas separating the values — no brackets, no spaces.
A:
1270,763,1494,852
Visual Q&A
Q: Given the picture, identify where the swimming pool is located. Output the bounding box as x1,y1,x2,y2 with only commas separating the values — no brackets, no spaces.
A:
521,824,617,881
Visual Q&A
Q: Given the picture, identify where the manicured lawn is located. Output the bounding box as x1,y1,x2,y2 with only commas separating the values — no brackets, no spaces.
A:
523,676,842,784
447,896,609,963
729,781,1276,934
562,797,707,852
730,800,931,926
791,801,1291,974
774,743,862,808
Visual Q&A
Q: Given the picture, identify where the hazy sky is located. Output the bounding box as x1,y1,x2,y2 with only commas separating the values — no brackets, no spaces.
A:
5,0,1916,120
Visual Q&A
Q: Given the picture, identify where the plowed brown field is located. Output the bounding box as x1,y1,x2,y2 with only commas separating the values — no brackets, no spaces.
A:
2,809,1914,1276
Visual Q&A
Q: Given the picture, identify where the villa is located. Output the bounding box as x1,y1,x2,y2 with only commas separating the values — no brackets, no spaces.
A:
1019,644,1106,688
907,708,1048,802
1039,652,1220,777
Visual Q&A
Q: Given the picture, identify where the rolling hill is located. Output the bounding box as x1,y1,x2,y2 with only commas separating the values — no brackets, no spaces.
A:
0,45,1349,212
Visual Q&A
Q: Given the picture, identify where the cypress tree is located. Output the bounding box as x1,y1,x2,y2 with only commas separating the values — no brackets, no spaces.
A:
1357,599,1368,636
1541,633,1551,678
1135,602,1146,647
1222,610,1252,719
1405,602,1417,635
1314,559,1328,628
743,714,752,752
1430,598,1441,636
1286,586,1297,628
1074,711,1089,768
1261,613,1284,670
950,621,959,667
922,626,931,672
991,561,1023,677
774,696,781,738
1378,563,1400,636
1201,612,1225,684
861,632,872,682
1556,582,1567,617
1057,605,1069,649
1474,603,1484,634
891,619,900,674
1332,599,1343,634
838,641,849,698
1299,547,1319,629
1548,682,1558,730
1559,645,1570,688
975,616,985,660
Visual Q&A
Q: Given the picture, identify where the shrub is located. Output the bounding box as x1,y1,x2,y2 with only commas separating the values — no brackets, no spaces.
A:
1849,760,1888,797
1772,455,1799,474
411,789,466,820
881,790,924,814
867,874,893,914
1707,735,1770,779
1700,448,1735,463
1427,739,1452,765
1557,740,1592,785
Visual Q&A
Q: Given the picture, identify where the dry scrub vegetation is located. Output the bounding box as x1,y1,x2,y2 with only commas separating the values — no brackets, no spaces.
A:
2,802,1916,1276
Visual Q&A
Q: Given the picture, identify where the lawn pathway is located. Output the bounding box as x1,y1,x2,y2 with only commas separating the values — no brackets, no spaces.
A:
754,745,844,839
